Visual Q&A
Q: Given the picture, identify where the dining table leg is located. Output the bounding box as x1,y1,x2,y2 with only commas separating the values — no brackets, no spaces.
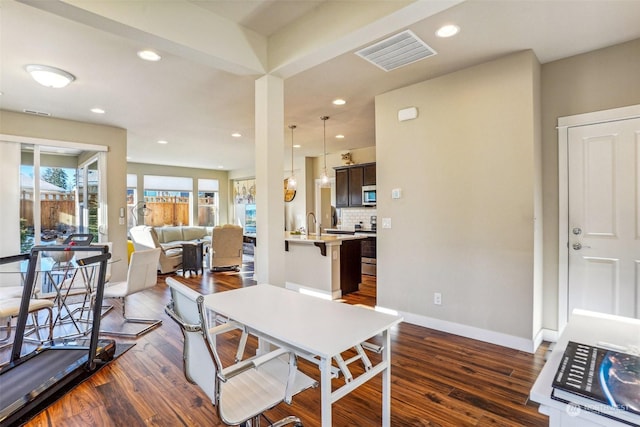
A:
382,328,392,427
320,356,332,427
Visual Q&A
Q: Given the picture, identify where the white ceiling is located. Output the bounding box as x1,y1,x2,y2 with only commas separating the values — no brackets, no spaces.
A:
2,0,640,172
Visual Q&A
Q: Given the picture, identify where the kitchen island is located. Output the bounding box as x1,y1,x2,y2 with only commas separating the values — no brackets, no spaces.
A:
284,232,366,299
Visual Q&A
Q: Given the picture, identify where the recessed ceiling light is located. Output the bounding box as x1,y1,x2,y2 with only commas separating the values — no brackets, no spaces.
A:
336,134,345,139
436,24,460,38
293,144,301,148
231,132,242,138
157,140,168,144
333,99,346,106
137,50,161,61
90,107,105,114
25,64,75,88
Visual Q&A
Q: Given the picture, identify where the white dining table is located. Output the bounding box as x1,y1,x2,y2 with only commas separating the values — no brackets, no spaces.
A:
202,284,403,427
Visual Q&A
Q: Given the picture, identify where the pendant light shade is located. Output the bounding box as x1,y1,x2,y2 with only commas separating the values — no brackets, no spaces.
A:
320,116,330,187
287,125,297,191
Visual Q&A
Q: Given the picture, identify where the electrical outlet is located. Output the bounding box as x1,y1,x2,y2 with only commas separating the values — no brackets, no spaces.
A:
433,292,442,305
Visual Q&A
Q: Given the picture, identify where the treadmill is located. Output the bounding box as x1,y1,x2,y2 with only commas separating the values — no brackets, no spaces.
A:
0,244,116,426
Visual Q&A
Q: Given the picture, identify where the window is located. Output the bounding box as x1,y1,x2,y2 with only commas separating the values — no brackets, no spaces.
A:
126,174,138,230
198,179,219,227
8,142,107,254
143,175,193,226
233,178,256,233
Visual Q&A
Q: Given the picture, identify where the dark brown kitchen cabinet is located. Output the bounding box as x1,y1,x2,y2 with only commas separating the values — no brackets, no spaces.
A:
363,164,376,186
348,167,363,206
335,168,349,208
334,162,376,207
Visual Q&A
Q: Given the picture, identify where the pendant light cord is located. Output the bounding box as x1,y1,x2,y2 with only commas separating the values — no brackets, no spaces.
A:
321,116,329,171
289,124,296,175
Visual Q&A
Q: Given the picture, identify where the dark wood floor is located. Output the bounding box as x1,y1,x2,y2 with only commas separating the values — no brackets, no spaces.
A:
3,262,550,426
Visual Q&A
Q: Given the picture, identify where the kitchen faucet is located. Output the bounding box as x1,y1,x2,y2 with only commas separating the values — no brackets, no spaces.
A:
306,212,317,236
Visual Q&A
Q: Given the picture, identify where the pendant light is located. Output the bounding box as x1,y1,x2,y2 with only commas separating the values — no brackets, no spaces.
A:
320,116,330,187
287,125,297,191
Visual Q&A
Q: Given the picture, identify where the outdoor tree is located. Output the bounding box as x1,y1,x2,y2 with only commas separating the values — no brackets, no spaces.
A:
42,167,69,190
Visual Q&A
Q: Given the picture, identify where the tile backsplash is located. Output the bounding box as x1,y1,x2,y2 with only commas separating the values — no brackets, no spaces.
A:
339,207,377,228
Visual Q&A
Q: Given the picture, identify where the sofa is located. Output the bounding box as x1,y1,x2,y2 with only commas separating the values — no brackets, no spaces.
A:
153,226,213,246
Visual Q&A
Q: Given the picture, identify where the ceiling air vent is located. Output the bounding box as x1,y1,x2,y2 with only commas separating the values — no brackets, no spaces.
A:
355,30,436,72
23,109,51,116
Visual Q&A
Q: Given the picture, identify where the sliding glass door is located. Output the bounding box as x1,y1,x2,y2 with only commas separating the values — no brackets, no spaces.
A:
0,137,108,255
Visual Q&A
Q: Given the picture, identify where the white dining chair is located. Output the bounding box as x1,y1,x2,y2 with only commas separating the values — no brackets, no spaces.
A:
98,247,162,337
164,277,316,426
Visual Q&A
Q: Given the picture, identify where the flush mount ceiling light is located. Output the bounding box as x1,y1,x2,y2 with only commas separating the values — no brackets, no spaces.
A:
231,132,242,138
336,134,345,139
157,140,168,144
436,24,460,38
25,64,75,88
90,107,105,114
137,50,161,61
332,99,346,106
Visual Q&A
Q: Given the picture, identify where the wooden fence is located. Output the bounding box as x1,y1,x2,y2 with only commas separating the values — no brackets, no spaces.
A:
144,202,189,226
21,199,76,230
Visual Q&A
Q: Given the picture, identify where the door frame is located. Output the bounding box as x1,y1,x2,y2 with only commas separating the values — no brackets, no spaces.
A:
557,104,640,331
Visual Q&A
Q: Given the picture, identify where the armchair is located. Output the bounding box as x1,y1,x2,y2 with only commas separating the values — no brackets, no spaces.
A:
164,277,316,426
129,225,182,274
207,224,243,271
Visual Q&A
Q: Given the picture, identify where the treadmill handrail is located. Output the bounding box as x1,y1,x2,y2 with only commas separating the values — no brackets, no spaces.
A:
10,245,111,368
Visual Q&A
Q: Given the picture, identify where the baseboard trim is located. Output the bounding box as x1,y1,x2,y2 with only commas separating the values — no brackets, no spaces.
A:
381,307,541,353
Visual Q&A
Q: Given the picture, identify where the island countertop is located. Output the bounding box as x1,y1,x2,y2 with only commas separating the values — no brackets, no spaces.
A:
284,232,367,244
284,231,365,299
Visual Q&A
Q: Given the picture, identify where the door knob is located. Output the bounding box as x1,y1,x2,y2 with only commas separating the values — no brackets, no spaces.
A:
572,242,591,250
572,227,582,235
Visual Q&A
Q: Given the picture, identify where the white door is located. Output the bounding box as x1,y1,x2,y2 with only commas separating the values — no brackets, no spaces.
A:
568,117,640,318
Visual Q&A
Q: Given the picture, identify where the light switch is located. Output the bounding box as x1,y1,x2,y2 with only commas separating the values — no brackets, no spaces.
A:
382,218,392,229
392,188,402,199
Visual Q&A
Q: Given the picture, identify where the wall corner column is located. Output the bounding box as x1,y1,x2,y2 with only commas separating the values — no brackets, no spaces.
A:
255,75,285,286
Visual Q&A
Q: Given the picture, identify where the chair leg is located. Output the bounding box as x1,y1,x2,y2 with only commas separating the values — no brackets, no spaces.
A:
0,316,10,342
100,297,162,338
0,317,12,349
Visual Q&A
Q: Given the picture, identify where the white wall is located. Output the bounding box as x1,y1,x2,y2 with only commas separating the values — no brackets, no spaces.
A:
375,51,542,351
